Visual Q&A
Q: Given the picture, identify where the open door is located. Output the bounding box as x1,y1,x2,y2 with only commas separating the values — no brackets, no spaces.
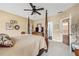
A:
62,19,70,45
48,21,53,40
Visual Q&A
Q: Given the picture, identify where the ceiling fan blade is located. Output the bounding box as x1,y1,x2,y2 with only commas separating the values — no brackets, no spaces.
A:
36,11,41,15
24,9,32,11
31,11,34,15
36,8,44,10
29,3,34,9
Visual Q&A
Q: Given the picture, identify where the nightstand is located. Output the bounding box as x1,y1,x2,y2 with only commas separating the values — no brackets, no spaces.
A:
74,45,79,56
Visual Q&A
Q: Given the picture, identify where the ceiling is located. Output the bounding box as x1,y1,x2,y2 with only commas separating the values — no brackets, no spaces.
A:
0,3,75,20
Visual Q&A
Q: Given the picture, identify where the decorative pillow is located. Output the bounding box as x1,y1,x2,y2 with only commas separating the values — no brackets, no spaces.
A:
0,33,15,47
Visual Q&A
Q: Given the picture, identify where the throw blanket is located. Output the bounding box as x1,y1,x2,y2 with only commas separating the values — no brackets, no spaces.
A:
0,34,47,56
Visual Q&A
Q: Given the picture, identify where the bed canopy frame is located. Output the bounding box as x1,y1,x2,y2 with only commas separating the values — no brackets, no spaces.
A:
27,10,48,52
28,16,30,34
45,10,48,51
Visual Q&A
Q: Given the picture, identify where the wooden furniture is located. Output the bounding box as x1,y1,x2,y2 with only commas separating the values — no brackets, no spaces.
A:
21,32,26,34
32,32,44,36
45,10,48,52
75,49,79,56
28,10,48,53
28,16,30,34
74,45,79,56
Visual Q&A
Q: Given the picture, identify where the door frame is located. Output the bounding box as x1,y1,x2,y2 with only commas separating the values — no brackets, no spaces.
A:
60,16,71,45
48,21,53,40
62,18,69,45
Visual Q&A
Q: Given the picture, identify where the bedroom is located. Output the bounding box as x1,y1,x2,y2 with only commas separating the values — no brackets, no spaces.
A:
0,3,79,56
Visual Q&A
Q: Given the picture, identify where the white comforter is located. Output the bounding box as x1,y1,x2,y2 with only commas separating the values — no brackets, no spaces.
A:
0,34,47,56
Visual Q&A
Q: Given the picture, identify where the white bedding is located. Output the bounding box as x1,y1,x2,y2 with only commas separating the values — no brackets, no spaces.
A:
0,34,47,56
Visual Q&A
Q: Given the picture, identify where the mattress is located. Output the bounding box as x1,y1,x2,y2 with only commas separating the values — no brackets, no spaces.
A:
0,34,47,56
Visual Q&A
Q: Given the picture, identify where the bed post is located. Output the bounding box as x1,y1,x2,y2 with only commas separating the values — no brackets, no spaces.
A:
28,16,30,34
37,10,48,56
45,10,48,52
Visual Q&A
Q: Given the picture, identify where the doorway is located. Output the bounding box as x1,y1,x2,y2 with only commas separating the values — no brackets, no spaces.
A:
62,18,70,45
48,21,53,40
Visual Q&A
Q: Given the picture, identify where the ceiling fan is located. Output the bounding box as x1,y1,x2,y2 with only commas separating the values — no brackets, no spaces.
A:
24,3,44,15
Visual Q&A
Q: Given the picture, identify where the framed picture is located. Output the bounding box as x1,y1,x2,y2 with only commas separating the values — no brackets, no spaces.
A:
10,20,17,24
14,25,20,30
6,23,13,30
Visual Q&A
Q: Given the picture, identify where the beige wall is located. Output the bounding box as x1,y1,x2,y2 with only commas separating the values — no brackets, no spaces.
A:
0,4,79,43
49,4,79,42
0,10,28,37
33,19,45,32
33,4,79,43
71,14,79,43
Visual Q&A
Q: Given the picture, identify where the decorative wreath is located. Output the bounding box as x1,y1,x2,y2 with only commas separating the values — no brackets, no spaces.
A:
14,25,20,30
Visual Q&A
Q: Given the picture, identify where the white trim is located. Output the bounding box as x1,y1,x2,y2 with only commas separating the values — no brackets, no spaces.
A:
60,17,70,43
60,14,72,52
69,13,72,53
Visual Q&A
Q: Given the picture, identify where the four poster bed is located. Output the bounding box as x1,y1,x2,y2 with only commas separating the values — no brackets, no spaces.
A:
0,10,48,56
27,10,48,55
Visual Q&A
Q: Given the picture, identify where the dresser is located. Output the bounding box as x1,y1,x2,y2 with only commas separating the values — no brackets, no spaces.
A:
32,32,44,37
